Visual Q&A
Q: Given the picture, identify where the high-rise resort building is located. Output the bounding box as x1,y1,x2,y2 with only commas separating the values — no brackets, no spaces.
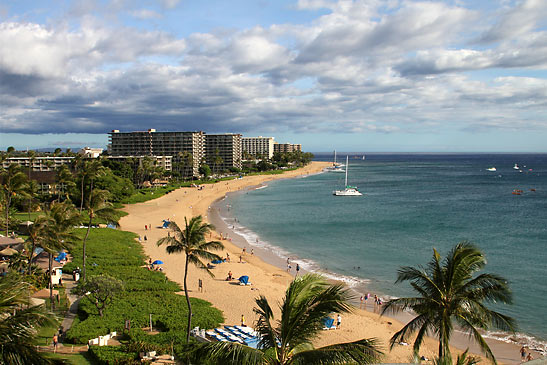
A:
109,129,243,176
205,133,243,172
274,142,302,153
108,129,205,177
242,136,275,159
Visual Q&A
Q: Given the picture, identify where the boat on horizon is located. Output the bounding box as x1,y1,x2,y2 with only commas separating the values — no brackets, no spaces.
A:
333,156,363,196
486,167,497,172
514,163,520,170
324,150,345,172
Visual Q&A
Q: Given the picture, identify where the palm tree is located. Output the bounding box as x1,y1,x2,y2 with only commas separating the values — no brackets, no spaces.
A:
187,274,383,364
78,159,104,213
25,212,48,276
1,163,28,236
381,241,515,364
56,164,75,202
39,201,80,310
157,215,224,342
0,275,57,364
81,189,119,281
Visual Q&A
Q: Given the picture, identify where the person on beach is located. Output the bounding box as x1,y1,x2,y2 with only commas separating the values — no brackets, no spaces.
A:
226,252,230,262
520,346,527,361
227,271,233,281
336,314,341,329
360,295,364,308
251,249,254,256
526,353,533,362
242,247,247,255
239,255,243,263
198,279,203,292
296,263,300,276
144,235,147,241
241,314,246,326
145,225,147,230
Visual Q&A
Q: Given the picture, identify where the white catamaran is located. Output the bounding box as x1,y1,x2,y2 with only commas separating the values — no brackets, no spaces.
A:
324,150,345,173
333,156,362,196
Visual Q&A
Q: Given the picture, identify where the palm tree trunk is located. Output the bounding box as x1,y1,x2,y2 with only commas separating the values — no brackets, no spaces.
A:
27,240,36,276
49,253,54,311
80,176,85,213
82,218,92,282
184,254,192,343
82,179,95,281
5,192,11,236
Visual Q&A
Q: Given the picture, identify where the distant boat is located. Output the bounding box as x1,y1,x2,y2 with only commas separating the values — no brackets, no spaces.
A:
333,156,362,196
362,155,366,160
513,163,520,170
324,150,345,172
486,167,497,172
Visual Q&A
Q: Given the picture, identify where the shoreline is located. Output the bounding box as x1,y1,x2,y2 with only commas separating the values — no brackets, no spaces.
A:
210,181,540,364
119,162,537,364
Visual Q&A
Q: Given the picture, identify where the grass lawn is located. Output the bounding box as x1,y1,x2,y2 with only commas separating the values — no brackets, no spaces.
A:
45,352,95,365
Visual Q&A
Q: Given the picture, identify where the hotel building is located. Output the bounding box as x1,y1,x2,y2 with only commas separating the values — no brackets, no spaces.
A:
273,143,302,153
242,136,275,159
205,134,242,171
108,129,205,176
108,129,243,176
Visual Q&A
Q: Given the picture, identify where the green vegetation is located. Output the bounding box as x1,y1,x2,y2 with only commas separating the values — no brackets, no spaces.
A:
187,273,383,364
382,241,515,364
63,228,224,361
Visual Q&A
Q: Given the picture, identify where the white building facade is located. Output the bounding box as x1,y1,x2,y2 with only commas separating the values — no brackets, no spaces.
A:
242,136,275,159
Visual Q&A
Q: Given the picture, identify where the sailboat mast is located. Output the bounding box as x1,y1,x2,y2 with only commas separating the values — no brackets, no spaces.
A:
344,156,348,186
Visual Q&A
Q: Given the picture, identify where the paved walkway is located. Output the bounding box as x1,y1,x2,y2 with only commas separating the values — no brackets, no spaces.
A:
60,272,80,338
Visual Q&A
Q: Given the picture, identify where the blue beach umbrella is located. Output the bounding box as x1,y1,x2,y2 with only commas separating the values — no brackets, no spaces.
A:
238,276,249,285
152,260,164,265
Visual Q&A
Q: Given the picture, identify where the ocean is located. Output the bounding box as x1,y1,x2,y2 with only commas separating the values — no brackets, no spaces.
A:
216,153,547,354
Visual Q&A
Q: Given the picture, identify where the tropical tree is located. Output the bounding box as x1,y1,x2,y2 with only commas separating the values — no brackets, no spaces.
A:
186,274,383,364
81,189,119,281
157,215,224,342
72,274,124,317
1,163,28,236
39,201,80,309
56,164,75,202
24,179,40,221
381,241,515,364
25,212,48,276
0,275,58,364
78,159,105,212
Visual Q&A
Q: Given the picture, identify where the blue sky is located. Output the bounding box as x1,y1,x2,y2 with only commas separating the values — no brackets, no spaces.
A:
1,0,546,152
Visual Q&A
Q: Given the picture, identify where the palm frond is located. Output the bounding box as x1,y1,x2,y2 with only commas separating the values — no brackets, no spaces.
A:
184,341,265,365
254,295,279,350
291,338,383,365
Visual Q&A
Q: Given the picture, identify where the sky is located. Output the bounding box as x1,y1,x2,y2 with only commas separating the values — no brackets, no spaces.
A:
1,0,546,152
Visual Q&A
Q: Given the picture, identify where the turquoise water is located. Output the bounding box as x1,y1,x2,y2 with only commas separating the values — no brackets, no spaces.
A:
221,154,547,352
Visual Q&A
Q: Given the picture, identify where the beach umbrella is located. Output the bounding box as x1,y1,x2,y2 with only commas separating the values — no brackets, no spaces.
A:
238,276,249,285
54,252,67,262
152,260,164,265
0,247,18,256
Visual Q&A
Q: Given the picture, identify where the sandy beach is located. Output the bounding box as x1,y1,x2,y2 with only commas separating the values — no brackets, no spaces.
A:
119,162,528,364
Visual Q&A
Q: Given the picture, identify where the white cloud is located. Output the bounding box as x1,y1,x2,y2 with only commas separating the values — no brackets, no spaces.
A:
1,0,546,143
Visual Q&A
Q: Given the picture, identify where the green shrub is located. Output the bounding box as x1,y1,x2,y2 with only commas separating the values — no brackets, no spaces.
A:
88,346,138,365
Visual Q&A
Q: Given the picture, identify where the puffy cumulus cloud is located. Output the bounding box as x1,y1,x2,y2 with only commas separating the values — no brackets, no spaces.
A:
1,0,547,141
479,0,547,44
